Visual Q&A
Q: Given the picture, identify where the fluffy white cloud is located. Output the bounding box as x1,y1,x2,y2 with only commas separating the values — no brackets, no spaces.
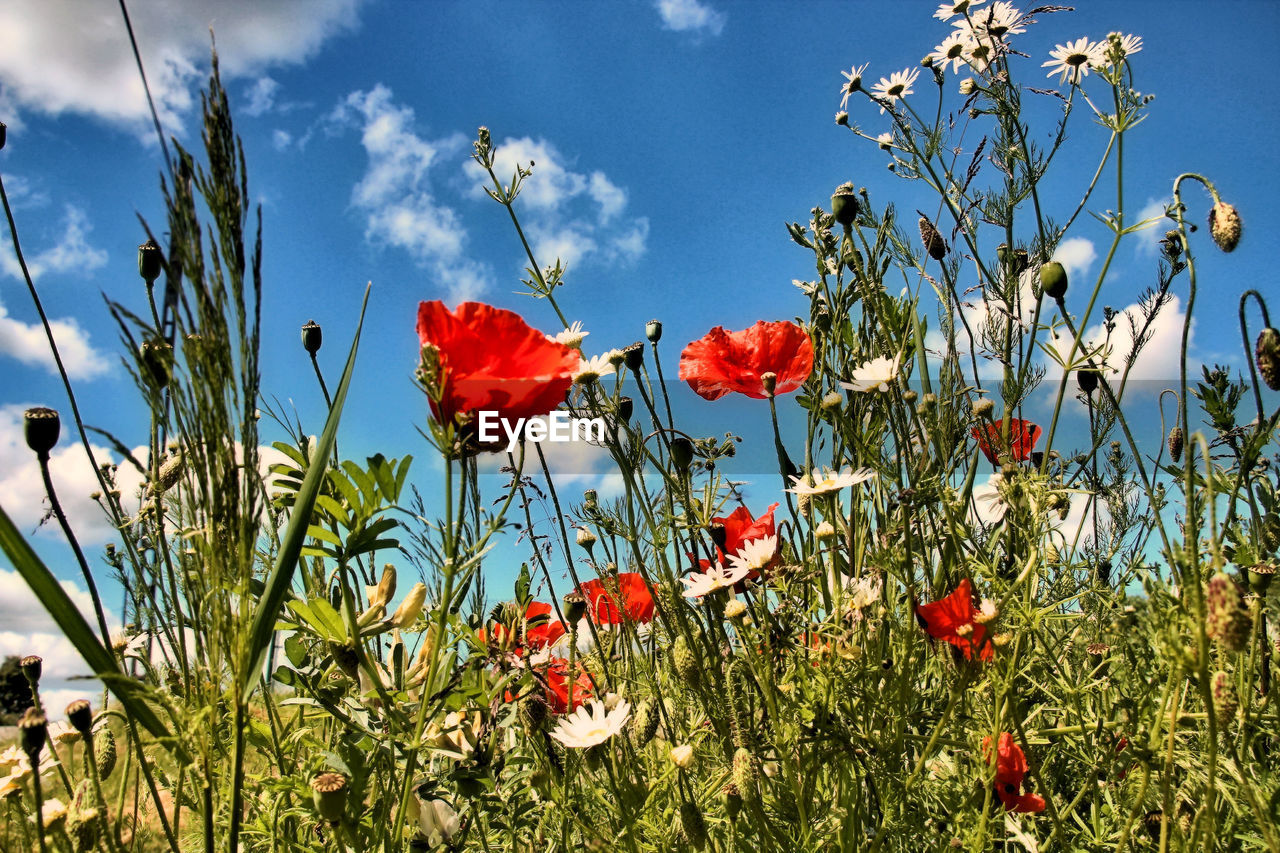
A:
1052,236,1097,286
1,204,108,283
0,299,112,380
0,0,365,132
0,403,147,545
333,85,491,303
654,0,726,37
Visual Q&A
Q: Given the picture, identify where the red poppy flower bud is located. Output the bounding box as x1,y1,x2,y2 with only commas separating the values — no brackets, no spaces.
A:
1167,427,1184,460
141,339,173,389
1209,200,1241,252
1211,670,1237,724
680,801,708,850
918,214,946,260
24,407,60,458
1039,262,1068,300
137,238,163,284
301,319,323,355
1255,327,1280,391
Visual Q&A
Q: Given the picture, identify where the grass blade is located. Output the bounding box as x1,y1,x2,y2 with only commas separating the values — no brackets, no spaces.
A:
240,282,371,694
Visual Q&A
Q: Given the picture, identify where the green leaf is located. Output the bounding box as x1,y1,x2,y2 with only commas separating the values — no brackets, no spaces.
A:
0,503,178,752
241,283,371,697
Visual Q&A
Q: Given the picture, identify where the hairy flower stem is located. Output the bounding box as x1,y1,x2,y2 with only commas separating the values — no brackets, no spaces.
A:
1239,290,1272,421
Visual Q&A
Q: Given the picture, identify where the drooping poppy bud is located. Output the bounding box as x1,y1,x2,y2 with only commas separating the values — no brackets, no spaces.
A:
1255,327,1280,391
1209,200,1241,252
1167,426,1184,460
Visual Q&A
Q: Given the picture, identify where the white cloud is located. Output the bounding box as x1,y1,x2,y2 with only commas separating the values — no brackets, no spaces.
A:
243,76,279,116
0,299,112,379
1134,197,1173,256
1,204,108,283
0,0,365,134
333,85,491,303
1052,236,1097,285
463,135,649,275
0,403,147,545
271,129,293,150
654,0,726,36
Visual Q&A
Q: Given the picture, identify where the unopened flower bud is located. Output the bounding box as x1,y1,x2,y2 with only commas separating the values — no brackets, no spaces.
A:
1039,261,1068,300
831,182,859,229
724,599,747,620
576,526,597,551
563,592,587,625
918,214,946,261
391,583,427,630
820,391,842,410
670,743,695,769
617,396,634,422
680,800,708,849
141,339,173,389
1255,328,1280,391
24,407,60,458
1167,426,1184,460
1205,572,1250,651
137,238,163,284
631,699,660,744
815,520,836,540
66,699,93,737
645,319,663,343
1211,671,1237,725
959,77,977,95
311,772,349,823
670,437,694,473
301,319,323,355
1209,200,1241,252
1077,367,1100,395
18,707,47,758
972,399,994,419
672,635,700,688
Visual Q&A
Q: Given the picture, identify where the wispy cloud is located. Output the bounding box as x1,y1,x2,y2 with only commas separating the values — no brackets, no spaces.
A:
1,204,108,283
654,0,726,37
332,85,491,303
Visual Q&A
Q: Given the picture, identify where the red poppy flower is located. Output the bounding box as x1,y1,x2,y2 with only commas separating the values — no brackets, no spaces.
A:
416,301,578,429
545,658,594,714
913,578,994,662
579,572,656,625
696,502,780,584
982,733,1047,813
478,601,566,653
678,320,814,400
972,418,1042,465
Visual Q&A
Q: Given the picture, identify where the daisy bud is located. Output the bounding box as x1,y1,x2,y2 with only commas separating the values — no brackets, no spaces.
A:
918,214,947,261
1255,328,1280,391
617,396,634,422
815,520,836,540
645,319,663,343
391,583,427,630
972,399,994,419
311,772,349,823
563,592,587,625
724,599,747,621
1167,426,1184,460
137,238,163,284
301,319,323,355
1209,200,1241,252
992,632,1012,648
576,526,597,551
680,801,708,850
959,77,977,95
622,342,645,371
820,391,842,411
23,407,60,458
1039,261,1068,300
670,743,695,769
1211,671,1238,725
18,707,47,759
66,699,93,737
831,182,859,229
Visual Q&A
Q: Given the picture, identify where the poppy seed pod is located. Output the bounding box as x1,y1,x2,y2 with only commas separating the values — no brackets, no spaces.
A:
760,371,778,396
1076,368,1100,396
1247,562,1276,594
670,437,695,473
311,772,349,823
1209,200,1241,252
24,407,60,458
18,708,47,758
141,339,173,389
66,699,93,737
20,654,42,686
623,342,645,371
918,214,946,260
645,319,662,343
301,319,323,355
831,183,860,229
582,488,598,510
617,397,634,422
1255,327,1280,391
563,592,587,625
1039,261,1068,300
137,238,163,284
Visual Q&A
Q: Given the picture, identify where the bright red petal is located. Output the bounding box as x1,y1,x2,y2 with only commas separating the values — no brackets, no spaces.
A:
678,321,813,400
972,418,1043,464
580,573,655,625
716,502,779,555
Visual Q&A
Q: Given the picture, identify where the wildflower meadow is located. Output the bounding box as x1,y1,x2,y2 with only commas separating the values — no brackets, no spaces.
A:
1,2,1279,851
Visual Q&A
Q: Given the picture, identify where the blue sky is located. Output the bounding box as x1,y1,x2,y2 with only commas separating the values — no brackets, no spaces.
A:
2,0,1278,709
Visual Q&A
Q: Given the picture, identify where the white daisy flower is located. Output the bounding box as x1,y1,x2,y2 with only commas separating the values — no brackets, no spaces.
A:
574,354,617,385
1098,32,1142,69
840,354,902,393
1042,37,1105,85
839,63,869,109
549,698,632,749
681,563,752,599
846,574,883,611
728,535,777,574
552,321,589,350
958,1,1025,39
934,0,985,21
787,466,876,496
876,132,895,150
870,68,919,114
929,31,971,74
